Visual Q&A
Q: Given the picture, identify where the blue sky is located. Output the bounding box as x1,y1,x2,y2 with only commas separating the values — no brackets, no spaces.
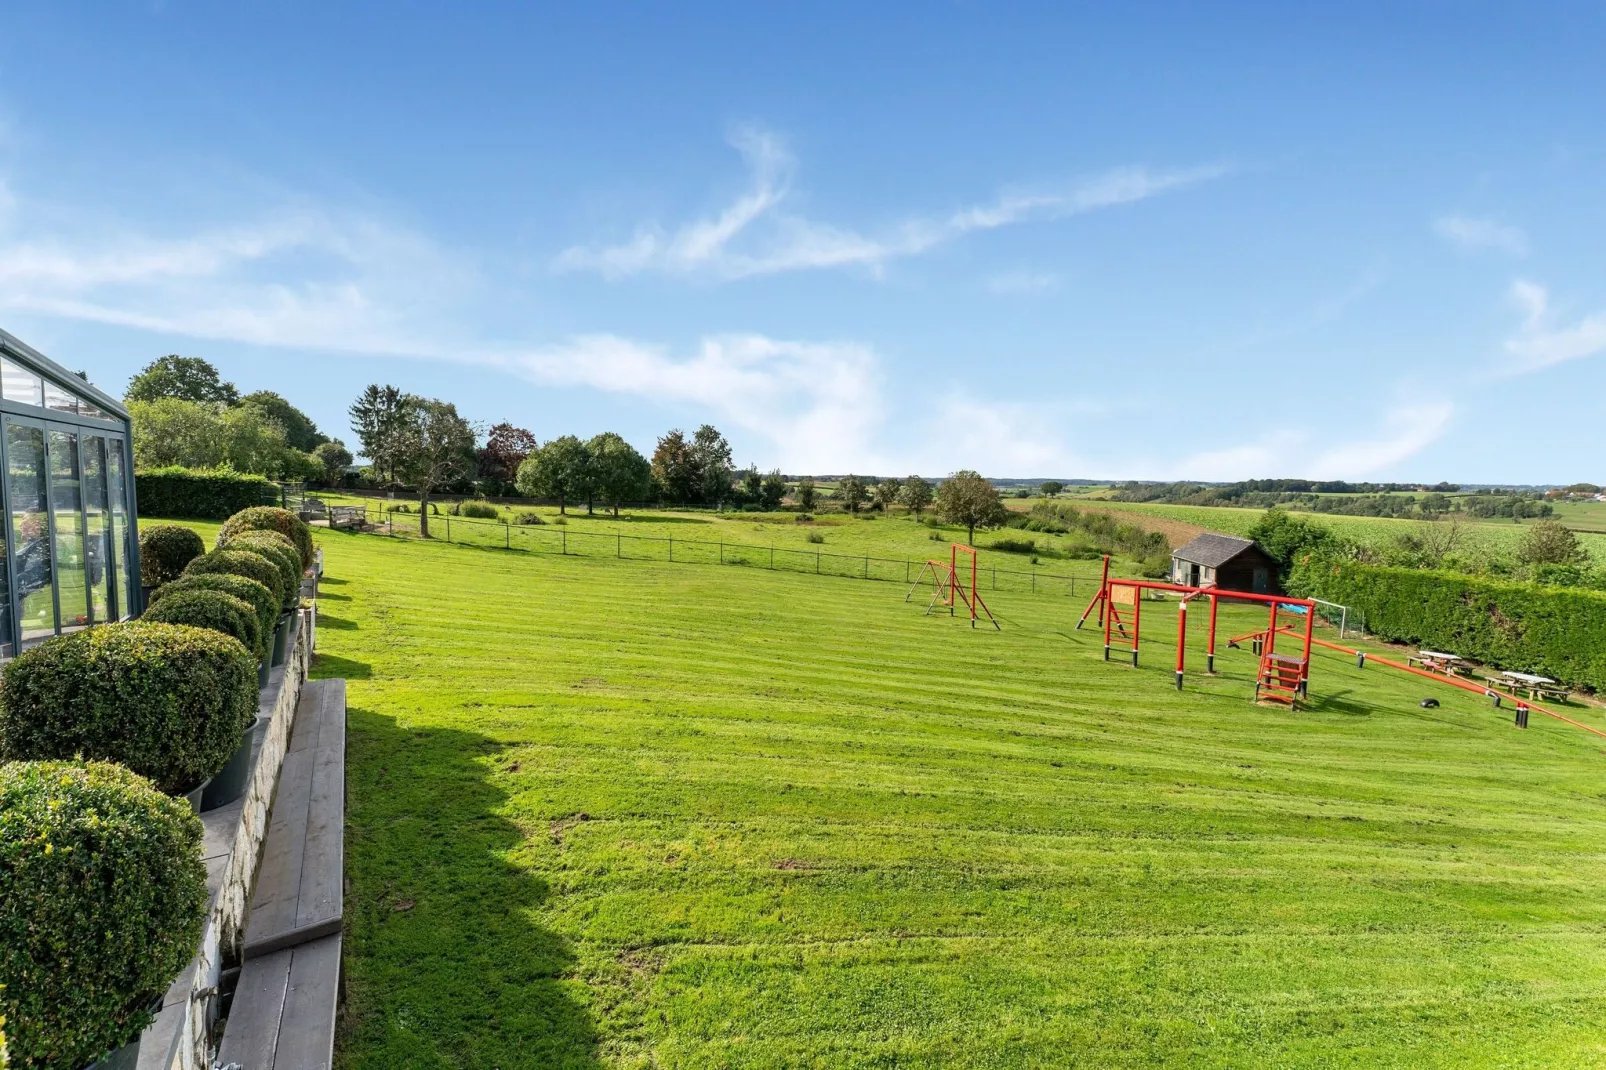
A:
1,3,1603,482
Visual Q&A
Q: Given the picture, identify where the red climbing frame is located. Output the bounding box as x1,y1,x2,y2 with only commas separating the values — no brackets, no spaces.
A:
1077,556,1317,702
905,543,999,630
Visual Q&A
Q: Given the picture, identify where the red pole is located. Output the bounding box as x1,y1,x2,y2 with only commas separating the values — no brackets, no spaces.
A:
1265,601,1278,656
1132,586,1142,666
1175,599,1187,689
1300,605,1315,696
1098,555,1109,627
1103,583,1114,661
1206,594,1219,673
970,548,978,627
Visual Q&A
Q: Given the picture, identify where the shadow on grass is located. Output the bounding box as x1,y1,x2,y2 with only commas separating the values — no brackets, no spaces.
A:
311,653,371,680
1306,689,1375,718
317,613,358,631
337,707,599,1068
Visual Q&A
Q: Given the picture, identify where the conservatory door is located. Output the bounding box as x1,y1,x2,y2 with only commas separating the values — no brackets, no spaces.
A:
5,416,55,644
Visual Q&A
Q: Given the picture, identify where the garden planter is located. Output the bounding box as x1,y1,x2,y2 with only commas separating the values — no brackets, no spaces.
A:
85,1036,141,1070
140,584,157,611
201,722,257,811
259,657,271,688
181,779,210,814
271,613,291,666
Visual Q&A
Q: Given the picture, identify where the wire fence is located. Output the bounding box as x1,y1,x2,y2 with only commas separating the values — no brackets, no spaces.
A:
343,506,1108,599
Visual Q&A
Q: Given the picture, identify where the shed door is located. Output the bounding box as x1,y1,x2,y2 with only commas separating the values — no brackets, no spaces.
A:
1252,567,1270,593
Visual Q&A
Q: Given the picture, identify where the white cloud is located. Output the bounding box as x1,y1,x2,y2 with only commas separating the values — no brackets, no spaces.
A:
1168,403,1452,482
986,270,1060,295
1433,215,1528,257
556,127,1225,280
499,333,885,473
1501,279,1606,375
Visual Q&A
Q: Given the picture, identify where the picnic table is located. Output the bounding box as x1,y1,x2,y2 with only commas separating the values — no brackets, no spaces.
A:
1488,671,1568,703
1409,650,1472,675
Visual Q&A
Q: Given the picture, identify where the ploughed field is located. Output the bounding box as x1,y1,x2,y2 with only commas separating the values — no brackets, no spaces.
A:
301,525,1606,1068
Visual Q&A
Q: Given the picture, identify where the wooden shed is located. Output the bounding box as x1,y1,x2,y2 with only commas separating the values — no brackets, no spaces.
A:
1170,533,1280,595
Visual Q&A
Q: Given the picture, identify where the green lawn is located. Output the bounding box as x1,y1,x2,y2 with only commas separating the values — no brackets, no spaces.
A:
295,525,1606,1067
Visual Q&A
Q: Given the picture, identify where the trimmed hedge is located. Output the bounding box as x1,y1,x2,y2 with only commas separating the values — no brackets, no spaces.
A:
149,574,277,656
0,760,207,1070
217,506,313,570
134,466,273,521
138,524,205,588
0,623,258,795
183,549,288,611
143,589,264,660
1289,555,1606,691
221,532,302,610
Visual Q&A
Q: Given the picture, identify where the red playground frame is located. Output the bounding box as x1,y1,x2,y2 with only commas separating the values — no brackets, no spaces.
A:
1077,556,1317,705
905,543,1000,630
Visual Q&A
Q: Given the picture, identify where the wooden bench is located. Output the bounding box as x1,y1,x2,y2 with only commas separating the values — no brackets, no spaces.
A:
217,678,346,1070
327,505,366,530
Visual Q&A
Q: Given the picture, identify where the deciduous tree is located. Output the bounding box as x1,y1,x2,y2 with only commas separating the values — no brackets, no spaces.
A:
241,390,325,451
900,475,933,515
936,470,1008,545
692,424,735,505
761,470,787,510
476,423,538,493
126,355,239,405
586,432,651,516
651,429,700,505
795,477,817,511
313,440,354,484
391,398,477,536
1039,481,1064,498
837,475,867,514
872,478,901,513
518,435,592,514
1518,518,1587,566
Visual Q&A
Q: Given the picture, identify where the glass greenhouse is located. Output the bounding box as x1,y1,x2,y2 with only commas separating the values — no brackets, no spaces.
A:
0,328,140,657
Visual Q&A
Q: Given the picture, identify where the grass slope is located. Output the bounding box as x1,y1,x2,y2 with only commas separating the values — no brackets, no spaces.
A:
304,527,1606,1068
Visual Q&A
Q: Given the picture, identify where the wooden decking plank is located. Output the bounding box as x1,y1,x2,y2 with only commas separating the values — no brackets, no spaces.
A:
268,935,342,1070
216,949,292,1067
243,679,329,950
296,681,346,933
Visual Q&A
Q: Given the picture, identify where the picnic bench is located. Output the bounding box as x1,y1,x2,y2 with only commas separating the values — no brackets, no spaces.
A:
1408,650,1474,676
1485,671,1568,704
216,678,346,1070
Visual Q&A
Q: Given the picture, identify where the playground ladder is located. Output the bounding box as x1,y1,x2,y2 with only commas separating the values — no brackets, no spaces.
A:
1256,652,1306,706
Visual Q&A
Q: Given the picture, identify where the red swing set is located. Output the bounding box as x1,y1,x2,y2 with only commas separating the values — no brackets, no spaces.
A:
1076,556,1318,705
905,542,1000,630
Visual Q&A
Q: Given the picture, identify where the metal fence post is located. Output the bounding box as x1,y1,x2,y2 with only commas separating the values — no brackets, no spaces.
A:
618,534,622,559
719,541,724,564
505,524,509,549
669,537,673,562
446,515,450,541
562,530,567,555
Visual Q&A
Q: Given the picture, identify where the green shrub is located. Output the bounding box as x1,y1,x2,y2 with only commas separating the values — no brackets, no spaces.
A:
794,513,813,523
386,503,412,514
143,590,263,660
220,532,302,610
138,524,205,587
1290,555,1606,690
183,549,288,611
461,501,500,520
513,511,544,525
134,466,273,520
149,574,277,653
0,623,257,795
805,531,825,544
0,761,208,1070
551,516,566,526
989,537,1036,554
216,506,313,570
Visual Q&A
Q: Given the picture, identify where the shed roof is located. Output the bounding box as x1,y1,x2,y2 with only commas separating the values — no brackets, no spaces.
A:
1171,533,1259,568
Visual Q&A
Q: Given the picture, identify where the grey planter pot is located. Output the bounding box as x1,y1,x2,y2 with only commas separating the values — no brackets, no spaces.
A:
258,657,271,689
182,780,210,814
271,613,291,666
201,724,256,811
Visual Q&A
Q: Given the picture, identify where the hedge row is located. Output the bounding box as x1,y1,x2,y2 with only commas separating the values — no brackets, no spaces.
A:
1289,555,1606,691
134,467,273,520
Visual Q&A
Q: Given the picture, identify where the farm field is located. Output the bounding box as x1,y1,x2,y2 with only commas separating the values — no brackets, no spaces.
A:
278,523,1606,1067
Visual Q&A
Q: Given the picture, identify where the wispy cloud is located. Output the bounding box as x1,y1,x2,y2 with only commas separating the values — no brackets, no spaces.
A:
1433,215,1528,257
1502,279,1606,375
986,270,1060,295
555,126,1225,280
1170,402,1453,481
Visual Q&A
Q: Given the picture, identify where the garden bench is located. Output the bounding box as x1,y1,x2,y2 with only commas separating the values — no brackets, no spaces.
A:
328,505,366,530
217,678,346,1070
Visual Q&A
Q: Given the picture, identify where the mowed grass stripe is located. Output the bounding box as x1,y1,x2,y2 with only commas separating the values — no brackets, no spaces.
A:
295,527,1606,1068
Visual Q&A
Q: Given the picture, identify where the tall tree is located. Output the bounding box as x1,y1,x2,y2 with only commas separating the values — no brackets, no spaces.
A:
586,432,651,516
1039,481,1065,498
1517,518,1587,566
692,424,735,505
900,475,933,515
837,475,867,514
241,390,326,451
872,478,902,513
476,422,538,493
517,435,592,514
391,398,476,537
126,355,239,405
936,470,1009,545
740,466,763,505
795,477,818,511
760,470,787,510
651,429,700,505
313,440,354,484
348,385,410,482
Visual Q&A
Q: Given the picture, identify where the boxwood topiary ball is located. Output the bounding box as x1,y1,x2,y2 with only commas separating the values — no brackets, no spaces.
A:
0,760,207,1070
149,574,277,657
182,549,288,613
217,506,313,571
137,524,206,588
143,589,264,661
220,532,303,611
0,622,258,795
